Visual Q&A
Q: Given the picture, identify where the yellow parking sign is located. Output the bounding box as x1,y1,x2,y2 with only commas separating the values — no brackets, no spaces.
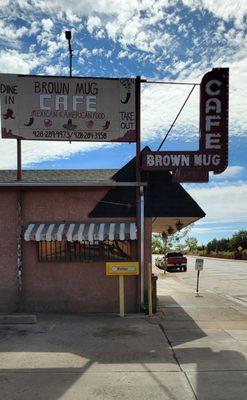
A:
106,262,139,276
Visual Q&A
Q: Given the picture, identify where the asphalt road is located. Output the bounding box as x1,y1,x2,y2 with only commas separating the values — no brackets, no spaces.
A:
153,255,247,307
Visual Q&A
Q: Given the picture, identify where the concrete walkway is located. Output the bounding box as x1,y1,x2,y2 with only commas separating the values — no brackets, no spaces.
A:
0,272,247,399
158,272,247,400
0,313,195,400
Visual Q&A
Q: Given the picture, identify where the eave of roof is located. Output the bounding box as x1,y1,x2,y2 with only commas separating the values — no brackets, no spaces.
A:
0,169,146,187
0,181,146,187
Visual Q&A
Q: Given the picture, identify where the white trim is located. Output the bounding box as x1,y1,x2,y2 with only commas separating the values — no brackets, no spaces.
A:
77,223,85,241
57,224,65,241
46,224,55,241
24,223,35,241
35,223,45,241
109,223,115,241
88,223,95,242
130,223,137,240
98,223,105,241
67,224,75,242
119,223,125,240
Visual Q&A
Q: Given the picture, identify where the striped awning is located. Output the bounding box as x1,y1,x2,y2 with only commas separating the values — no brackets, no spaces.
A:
24,222,137,242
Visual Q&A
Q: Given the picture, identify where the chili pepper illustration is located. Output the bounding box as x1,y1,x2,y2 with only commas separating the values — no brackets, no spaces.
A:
3,109,15,119
63,119,77,130
44,119,52,128
102,120,110,130
24,117,34,126
121,92,131,104
86,120,94,129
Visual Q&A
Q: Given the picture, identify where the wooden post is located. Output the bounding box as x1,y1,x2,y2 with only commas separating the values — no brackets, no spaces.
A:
148,262,152,317
17,139,22,181
119,275,125,317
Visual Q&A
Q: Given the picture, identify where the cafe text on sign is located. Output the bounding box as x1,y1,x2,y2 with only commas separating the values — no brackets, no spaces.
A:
142,68,229,182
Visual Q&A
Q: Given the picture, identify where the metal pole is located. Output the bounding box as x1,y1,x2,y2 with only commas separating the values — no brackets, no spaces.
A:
17,139,22,180
140,186,144,307
148,262,152,317
17,190,23,311
196,270,200,294
119,275,125,317
65,31,73,77
69,42,72,77
135,76,142,310
157,84,196,151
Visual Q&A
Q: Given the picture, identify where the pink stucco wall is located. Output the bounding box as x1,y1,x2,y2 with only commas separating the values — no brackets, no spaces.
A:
0,191,18,312
0,187,152,313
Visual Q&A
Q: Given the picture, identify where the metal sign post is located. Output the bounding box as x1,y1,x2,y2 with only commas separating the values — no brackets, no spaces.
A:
195,258,204,295
148,262,153,317
106,262,139,317
119,275,125,317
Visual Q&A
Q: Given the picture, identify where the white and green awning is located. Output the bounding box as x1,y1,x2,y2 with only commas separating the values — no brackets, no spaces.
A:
24,221,137,242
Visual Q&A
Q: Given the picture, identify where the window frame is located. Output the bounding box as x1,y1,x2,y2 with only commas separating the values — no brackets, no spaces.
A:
37,239,136,263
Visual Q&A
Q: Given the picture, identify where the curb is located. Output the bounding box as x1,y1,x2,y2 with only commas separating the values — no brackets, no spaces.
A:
0,314,37,324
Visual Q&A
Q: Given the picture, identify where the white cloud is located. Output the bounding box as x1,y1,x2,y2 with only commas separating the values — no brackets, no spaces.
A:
141,45,247,142
192,226,237,233
188,183,247,224
79,48,91,57
210,166,244,180
0,138,112,169
92,48,104,56
118,50,128,59
0,49,40,73
86,16,102,34
182,0,247,28
0,0,246,167
41,18,53,32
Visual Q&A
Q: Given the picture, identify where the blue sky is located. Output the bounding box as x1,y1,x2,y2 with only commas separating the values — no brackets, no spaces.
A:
0,0,246,244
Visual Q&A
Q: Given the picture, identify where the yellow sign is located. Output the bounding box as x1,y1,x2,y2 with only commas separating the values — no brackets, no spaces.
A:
106,262,139,276
238,246,243,252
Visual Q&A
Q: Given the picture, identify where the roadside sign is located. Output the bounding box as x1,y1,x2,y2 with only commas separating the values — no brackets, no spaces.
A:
106,262,139,276
0,74,136,142
106,261,139,317
195,258,204,271
238,246,243,252
142,68,229,181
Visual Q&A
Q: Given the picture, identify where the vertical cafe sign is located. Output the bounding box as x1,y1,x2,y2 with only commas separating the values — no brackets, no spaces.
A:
142,68,229,182
0,75,136,142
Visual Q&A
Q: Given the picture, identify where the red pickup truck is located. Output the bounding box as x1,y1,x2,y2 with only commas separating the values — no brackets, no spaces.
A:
155,252,187,272
165,252,187,272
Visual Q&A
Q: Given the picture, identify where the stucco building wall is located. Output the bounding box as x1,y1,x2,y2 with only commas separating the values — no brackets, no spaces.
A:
0,187,151,313
0,191,18,312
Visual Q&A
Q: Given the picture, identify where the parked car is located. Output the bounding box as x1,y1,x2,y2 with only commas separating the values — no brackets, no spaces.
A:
165,252,187,272
155,256,166,270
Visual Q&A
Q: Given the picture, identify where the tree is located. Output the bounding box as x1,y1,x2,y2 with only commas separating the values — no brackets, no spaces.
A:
152,224,194,254
206,238,218,253
230,230,247,251
185,236,198,253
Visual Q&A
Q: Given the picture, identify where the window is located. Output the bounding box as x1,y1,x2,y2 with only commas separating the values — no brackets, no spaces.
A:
38,240,134,262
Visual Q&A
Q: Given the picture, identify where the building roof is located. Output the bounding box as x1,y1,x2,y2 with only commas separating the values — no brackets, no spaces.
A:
0,169,117,183
0,169,145,187
0,148,206,233
90,147,206,225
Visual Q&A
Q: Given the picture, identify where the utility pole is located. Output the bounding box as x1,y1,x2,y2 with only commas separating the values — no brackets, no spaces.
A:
65,31,73,77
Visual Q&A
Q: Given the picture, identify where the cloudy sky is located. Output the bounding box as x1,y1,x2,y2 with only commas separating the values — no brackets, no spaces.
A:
0,0,246,244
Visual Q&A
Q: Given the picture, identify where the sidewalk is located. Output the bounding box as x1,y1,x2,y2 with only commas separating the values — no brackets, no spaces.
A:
0,275,247,399
157,273,247,399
